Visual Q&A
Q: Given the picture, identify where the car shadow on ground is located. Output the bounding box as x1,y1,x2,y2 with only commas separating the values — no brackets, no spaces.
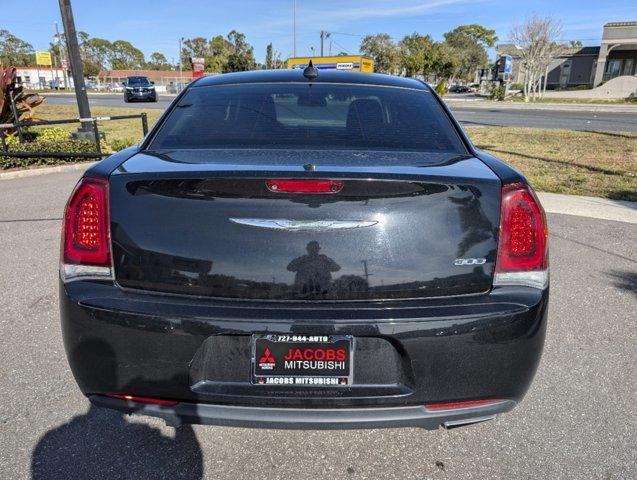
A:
31,403,203,479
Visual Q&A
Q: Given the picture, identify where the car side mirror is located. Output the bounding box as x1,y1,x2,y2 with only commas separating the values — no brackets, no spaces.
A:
121,82,125,86
151,81,155,85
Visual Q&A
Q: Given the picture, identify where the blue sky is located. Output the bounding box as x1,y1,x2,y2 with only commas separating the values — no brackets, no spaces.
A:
4,0,636,64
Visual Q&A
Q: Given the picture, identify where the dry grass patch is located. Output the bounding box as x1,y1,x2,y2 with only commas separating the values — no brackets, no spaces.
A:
466,127,636,201
31,104,163,145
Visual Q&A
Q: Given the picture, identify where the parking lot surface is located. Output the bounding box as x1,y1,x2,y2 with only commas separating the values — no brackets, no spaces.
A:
0,170,635,479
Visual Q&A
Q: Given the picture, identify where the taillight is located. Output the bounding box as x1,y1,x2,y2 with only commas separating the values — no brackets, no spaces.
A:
60,177,113,282
266,179,343,194
494,182,548,289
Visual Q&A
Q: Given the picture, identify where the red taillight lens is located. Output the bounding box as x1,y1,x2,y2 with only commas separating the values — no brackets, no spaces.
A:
107,394,178,406
425,399,502,411
63,177,111,266
495,183,548,273
266,179,343,194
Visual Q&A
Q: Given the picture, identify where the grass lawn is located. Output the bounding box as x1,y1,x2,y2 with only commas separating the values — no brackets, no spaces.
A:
30,104,163,146
503,96,637,105
465,127,636,202
22,105,637,202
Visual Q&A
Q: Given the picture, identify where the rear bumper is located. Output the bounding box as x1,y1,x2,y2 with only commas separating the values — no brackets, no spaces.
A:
90,394,516,430
60,280,548,427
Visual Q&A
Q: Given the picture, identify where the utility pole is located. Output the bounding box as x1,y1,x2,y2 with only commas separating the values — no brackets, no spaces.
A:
293,0,297,57
320,31,330,57
178,37,184,92
54,22,69,90
58,0,92,135
361,260,373,284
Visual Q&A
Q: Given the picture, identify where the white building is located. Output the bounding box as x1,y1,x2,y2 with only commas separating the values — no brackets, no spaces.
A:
14,66,73,89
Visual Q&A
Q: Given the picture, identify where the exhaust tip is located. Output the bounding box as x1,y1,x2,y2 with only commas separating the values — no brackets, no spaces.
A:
442,414,497,429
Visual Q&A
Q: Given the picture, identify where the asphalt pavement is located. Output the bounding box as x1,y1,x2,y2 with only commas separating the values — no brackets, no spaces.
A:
0,170,635,479
42,93,637,133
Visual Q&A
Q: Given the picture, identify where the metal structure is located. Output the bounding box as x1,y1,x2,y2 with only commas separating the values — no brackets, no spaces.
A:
0,106,148,160
58,0,92,133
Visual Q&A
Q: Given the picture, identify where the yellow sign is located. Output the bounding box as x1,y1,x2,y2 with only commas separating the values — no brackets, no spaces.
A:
287,56,374,73
35,51,52,66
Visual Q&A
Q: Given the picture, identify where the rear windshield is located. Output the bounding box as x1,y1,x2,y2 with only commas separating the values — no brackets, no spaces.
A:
149,83,466,153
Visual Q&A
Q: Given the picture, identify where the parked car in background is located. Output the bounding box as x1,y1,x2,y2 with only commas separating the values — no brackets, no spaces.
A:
123,76,157,102
449,84,470,93
60,69,549,431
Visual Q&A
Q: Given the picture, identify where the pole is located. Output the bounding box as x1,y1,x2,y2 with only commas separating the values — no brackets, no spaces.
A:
92,119,101,154
293,0,296,57
55,22,70,90
141,112,148,136
36,60,41,90
9,92,25,143
320,31,324,57
58,0,92,133
178,37,183,92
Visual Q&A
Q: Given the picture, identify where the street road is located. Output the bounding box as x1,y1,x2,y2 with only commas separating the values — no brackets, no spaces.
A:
43,93,637,133
0,170,635,479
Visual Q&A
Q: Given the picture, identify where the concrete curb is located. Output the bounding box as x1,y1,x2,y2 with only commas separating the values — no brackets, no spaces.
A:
537,192,636,224
0,162,95,180
1,162,635,224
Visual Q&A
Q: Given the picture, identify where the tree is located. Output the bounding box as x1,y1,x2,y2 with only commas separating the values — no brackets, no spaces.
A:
509,16,564,100
0,30,33,66
360,33,398,74
265,43,273,69
399,33,438,78
81,37,113,75
146,52,172,70
444,24,497,82
181,31,254,73
223,30,255,72
109,40,145,70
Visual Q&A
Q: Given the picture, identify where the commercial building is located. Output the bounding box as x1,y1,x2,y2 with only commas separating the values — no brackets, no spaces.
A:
14,66,71,89
496,21,637,89
593,21,637,86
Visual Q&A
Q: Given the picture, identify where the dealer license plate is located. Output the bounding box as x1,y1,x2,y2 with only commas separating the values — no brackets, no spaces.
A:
252,334,353,386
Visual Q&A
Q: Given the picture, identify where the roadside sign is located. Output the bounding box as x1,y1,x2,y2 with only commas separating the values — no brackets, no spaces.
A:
287,56,374,73
35,51,52,66
191,57,205,79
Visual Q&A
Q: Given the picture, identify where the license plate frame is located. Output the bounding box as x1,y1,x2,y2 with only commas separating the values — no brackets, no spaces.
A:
251,334,353,387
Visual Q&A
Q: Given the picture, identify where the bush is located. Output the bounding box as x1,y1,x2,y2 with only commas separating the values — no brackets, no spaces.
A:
36,127,72,142
490,84,506,101
1,138,98,170
435,81,447,96
108,137,137,152
510,83,524,91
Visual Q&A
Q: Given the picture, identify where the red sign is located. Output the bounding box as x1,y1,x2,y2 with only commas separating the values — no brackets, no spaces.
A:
191,57,205,79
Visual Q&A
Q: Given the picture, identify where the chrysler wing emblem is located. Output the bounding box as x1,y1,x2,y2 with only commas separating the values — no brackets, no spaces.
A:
229,218,378,232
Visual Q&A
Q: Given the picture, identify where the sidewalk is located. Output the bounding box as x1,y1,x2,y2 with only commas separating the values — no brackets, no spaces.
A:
445,98,637,114
537,192,636,224
1,162,635,224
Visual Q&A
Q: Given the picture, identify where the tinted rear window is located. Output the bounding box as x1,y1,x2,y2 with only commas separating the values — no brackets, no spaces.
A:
150,83,466,153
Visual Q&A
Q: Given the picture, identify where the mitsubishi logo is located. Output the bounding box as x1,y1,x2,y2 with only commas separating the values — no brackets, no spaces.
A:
258,348,276,369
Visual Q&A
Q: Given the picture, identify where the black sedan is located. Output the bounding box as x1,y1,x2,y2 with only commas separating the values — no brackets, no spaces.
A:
123,75,157,102
60,68,549,430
